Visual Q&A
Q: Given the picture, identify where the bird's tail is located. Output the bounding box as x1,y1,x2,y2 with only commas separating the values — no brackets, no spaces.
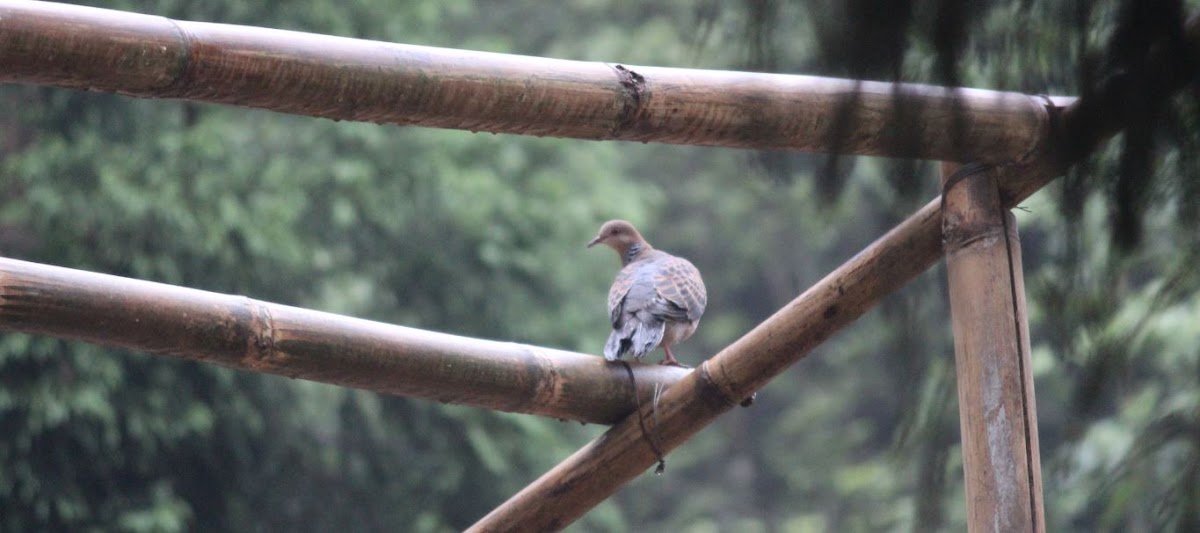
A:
604,318,664,361
603,331,623,361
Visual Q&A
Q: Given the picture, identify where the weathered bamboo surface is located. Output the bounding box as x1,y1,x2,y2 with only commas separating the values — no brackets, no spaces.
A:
0,0,1047,162
941,164,1044,533
0,257,688,425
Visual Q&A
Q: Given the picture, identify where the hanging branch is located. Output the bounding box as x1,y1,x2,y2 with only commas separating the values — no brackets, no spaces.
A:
0,0,1047,163
0,257,688,425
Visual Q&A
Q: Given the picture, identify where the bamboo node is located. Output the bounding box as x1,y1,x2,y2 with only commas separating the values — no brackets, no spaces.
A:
515,343,562,410
157,17,193,94
247,298,276,368
609,63,646,135
697,361,743,410
943,226,1005,255
941,162,1007,253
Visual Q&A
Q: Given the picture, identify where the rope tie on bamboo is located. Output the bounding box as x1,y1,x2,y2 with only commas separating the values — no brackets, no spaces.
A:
619,361,667,474
939,161,991,209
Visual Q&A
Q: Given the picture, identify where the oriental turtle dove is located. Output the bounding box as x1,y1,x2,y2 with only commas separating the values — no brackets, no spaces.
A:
587,220,707,366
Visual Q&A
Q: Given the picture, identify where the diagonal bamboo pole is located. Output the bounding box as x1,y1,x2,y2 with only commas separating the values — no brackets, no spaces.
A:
0,0,1048,163
0,257,688,425
941,163,1045,532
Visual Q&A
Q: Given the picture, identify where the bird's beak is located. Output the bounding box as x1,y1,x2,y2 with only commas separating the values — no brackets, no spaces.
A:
587,236,602,248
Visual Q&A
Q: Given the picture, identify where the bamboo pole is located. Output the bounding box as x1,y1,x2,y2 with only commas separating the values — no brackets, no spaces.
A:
0,1,1047,163
940,163,1044,532
0,257,688,425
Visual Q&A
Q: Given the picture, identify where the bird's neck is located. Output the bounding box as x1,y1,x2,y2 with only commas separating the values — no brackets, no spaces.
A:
621,242,651,266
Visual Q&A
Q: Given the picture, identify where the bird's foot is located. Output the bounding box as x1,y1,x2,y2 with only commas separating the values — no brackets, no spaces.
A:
659,347,688,367
659,357,689,368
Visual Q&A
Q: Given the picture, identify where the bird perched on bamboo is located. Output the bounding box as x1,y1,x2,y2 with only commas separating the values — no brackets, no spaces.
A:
588,220,707,366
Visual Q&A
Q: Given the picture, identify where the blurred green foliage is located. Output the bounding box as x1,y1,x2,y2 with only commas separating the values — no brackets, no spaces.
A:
2,1,1199,531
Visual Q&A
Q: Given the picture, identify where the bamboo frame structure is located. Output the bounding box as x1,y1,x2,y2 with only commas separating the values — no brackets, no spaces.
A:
0,257,688,426
467,144,1084,530
2,1,1199,531
0,0,1048,163
941,163,1045,532
471,11,1200,528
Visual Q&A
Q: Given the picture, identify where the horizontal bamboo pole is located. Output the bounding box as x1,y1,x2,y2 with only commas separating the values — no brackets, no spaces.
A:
0,257,688,425
0,0,1047,162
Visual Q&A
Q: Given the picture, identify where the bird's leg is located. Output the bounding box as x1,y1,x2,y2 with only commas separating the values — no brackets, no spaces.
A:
659,345,680,366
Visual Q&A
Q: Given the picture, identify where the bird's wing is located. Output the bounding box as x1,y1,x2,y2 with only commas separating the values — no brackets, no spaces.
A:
654,255,707,322
607,265,637,326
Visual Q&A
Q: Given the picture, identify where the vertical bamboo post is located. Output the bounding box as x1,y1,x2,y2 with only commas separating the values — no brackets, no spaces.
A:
941,163,1045,532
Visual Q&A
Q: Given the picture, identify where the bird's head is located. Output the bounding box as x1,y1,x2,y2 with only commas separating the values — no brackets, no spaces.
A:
587,219,650,259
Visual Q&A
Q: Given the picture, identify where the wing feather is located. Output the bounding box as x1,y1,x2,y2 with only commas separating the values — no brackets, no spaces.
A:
603,250,706,361
654,255,707,322
607,266,636,326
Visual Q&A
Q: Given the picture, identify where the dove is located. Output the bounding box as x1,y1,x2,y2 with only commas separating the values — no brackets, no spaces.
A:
587,220,707,366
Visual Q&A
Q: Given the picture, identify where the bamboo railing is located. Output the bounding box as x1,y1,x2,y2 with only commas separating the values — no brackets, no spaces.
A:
471,12,1200,530
466,153,1073,532
0,0,1047,162
0,257,688,426
2,1,1199,532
